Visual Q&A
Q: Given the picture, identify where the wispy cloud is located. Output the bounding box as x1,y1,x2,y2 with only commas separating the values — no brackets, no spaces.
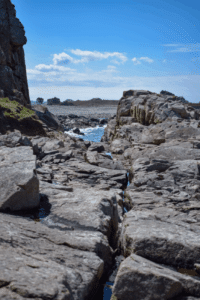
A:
29,74,200,103
132,56,154,65
27,63,119,85
132,57,141,65
35,63,76,72
140,57,154,63
70,49,128,64
162,43,200,53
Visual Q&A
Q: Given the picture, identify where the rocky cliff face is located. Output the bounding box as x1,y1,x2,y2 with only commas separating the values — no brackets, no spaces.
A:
0,0,30,106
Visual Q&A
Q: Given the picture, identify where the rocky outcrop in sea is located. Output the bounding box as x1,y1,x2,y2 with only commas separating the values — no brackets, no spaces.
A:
0,0,30,106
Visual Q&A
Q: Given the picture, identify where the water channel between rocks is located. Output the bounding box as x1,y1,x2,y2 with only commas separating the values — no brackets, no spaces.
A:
24,122,129,300
65,122,129,300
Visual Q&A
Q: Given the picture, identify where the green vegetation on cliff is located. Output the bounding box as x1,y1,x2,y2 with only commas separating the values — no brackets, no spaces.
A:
0,98,35,121
0,97,46,136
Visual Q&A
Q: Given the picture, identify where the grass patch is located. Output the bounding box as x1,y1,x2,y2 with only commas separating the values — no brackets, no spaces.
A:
0,97,35,121
111,295,118,300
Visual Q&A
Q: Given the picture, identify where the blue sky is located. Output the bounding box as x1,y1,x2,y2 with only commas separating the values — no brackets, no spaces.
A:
13,0,200,102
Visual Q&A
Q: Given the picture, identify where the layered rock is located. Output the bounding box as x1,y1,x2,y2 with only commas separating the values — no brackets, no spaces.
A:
101,90,200,299
2,88,200,299
0,122,128,299
0,0,30,106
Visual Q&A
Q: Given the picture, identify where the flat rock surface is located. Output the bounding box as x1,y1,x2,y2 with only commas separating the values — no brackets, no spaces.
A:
0,146,39,211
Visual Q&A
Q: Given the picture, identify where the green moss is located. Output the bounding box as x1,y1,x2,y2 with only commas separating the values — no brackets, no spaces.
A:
111,295,118,300
0,97,35,121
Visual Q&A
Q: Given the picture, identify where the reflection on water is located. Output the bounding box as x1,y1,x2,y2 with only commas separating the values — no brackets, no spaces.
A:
103,282,114,299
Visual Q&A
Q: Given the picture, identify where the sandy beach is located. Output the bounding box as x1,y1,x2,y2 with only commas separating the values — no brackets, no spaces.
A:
40,104,118,118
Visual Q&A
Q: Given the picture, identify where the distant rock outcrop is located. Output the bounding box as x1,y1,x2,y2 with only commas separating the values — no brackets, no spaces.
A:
0,0,30,106
61,99,74,106
47,97,61,105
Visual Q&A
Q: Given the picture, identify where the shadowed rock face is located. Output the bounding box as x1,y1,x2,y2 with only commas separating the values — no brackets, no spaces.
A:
0,0,30,106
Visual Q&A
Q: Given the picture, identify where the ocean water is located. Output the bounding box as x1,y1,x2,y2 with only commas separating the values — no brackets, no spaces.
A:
65,124,107,143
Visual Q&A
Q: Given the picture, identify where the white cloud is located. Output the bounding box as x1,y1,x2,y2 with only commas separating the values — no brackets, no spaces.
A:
53,52,74,65
107,65,117,71
35,64,76,72
132,57,141,65
132,57,154,64
162,44,182,47
70,49,128,64
162,43,200,53
139,57,154,63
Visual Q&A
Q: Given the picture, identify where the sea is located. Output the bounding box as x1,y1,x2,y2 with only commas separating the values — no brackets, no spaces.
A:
65,123,107,143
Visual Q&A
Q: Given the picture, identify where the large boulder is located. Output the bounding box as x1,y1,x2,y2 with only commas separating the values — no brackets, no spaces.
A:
0,146,39,211
32,104,64,132
0,0,30,106
112,254,200,300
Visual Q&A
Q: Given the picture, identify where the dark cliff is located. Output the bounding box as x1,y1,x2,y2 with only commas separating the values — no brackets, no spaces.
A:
0,0,30,106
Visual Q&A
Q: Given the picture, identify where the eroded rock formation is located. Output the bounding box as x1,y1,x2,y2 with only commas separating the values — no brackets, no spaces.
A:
0,0,30,106
102,90,200,300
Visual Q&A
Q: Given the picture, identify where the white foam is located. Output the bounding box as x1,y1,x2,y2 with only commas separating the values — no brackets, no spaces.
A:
65,124,107,137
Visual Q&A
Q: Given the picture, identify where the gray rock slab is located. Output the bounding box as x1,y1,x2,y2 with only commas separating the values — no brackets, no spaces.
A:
0,213,104,300
120,209,200,269
0,146,39,211
112,254,200,300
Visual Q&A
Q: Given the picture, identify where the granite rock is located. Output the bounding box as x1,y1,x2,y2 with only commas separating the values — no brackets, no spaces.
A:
0,0,30,105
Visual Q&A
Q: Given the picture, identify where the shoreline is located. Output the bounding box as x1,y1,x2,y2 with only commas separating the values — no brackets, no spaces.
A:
32,104,118,119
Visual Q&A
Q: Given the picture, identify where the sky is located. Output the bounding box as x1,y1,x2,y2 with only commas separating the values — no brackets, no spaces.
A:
13,0,200,102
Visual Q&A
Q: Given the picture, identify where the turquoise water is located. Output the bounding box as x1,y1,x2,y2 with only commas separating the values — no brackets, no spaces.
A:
65,124,107,142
